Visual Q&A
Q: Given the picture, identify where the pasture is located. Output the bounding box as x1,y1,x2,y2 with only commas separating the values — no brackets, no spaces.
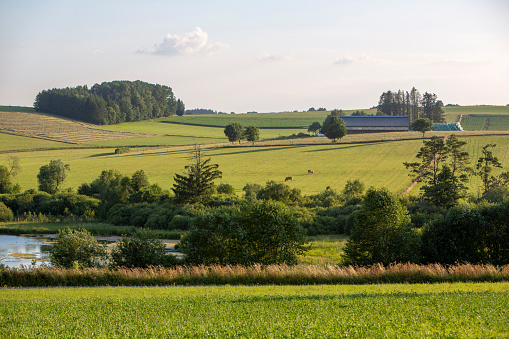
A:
1,134,509,195
1,283,508,338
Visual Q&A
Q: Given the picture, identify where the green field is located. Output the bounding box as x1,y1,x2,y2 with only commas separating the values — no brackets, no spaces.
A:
1,135,509,195
0,133,73,152
1,283,507,338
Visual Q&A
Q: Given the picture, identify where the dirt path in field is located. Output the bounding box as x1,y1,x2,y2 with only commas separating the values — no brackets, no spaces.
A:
402,135,448,195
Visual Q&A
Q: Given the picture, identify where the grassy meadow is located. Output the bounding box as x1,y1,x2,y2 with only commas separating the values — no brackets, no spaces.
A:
1,283,508,338
1,134,508,195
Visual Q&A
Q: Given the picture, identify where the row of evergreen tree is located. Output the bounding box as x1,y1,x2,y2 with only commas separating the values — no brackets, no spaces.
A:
33,80,179,125
377,87,445,123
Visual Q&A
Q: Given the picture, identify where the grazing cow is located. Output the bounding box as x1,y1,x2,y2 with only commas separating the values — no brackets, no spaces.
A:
285,176,293,181
326,186,331,190
308,170,314,174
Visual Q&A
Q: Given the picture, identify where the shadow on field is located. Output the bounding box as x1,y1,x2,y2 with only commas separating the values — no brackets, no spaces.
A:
87,152,115,158
304,143,382,153
212,145,303,156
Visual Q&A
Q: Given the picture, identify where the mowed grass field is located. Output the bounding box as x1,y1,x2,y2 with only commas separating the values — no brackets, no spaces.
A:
1,135,509,195
1,283,508,338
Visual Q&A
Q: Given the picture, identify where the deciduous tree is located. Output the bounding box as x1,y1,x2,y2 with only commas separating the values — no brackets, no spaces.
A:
37,159,70,194
411,118,433,137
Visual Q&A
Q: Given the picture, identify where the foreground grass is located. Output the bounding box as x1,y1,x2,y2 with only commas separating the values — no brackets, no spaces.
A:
0,283,507,338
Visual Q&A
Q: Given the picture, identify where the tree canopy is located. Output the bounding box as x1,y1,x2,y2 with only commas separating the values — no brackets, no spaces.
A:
321,111,347,142
34,80,179,125
37,160,70,194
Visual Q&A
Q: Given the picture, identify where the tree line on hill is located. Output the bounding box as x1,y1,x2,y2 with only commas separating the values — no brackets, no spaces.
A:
1,139,509,268
377,87,445,123
33,80,181,125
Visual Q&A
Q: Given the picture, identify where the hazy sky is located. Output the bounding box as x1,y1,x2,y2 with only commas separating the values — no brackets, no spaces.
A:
1,0,508,113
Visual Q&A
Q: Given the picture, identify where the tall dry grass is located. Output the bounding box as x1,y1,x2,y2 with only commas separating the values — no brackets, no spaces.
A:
1,263,508,287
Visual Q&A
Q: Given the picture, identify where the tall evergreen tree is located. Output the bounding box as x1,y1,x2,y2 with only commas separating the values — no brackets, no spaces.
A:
172,146,222,203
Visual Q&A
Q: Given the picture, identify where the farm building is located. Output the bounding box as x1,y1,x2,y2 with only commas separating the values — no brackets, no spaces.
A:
340,116,410,134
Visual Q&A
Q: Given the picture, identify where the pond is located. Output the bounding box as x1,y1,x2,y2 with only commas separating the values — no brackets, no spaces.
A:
0,234,182,268
0,234,53,268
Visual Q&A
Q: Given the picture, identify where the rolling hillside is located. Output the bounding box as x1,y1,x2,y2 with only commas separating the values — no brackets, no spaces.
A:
1,105,509,195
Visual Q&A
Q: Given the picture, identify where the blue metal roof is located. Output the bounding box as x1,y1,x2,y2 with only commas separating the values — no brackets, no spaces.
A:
340,116,410,127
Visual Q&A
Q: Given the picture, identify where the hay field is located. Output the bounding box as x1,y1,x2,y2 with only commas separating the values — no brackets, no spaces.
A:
0,110,150,144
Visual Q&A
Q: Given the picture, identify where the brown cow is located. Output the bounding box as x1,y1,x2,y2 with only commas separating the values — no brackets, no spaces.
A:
326,186,331,190
308,170,314,174
285,177,293,181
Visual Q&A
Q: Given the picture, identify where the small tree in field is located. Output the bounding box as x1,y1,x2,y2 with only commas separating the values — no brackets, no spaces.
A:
321,111,347,142
307,121,321,136
37,159,70,194
411,118,433,137
244,125,259,145
224,122,244,143
172,146,222,203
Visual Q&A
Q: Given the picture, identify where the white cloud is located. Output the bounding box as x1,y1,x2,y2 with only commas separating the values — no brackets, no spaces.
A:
91,49,103,56
334,53,370,65
257,52,294,62
138,27,227,56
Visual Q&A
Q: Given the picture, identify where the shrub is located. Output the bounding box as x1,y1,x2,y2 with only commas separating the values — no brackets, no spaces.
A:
0,202,14,222
421,200,509,265
115,147,131,154
110,229,180,268
343,187,421,266
50,227,105,268
216,183,236,195
256,180,302,205
180,200,307,265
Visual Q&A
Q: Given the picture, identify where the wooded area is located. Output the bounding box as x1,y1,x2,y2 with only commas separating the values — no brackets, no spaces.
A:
33,80,179,125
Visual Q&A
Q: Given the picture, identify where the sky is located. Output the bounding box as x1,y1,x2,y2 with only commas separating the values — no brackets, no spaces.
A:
1,0,508,113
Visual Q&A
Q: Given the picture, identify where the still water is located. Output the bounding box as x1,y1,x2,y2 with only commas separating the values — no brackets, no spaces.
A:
0,235,53,268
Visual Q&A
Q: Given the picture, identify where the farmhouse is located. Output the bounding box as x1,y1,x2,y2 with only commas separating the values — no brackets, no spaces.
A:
340,116,410,134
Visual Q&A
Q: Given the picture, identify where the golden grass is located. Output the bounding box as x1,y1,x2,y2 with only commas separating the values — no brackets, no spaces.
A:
2,263,508,287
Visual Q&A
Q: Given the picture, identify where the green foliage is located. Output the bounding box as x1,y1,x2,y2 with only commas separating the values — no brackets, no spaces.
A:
180,199,307,265
115,147,131,154
34,80,177,125
0,202,14,222
411,118,433,137
50,227,105,268
321,112,347,142
404,135,471,208
244,125,259,144
342,179,365,200
343,187,420,265
110,229,179,268
307,121,321,135
172,147,222,203
421,201,509,265
475,143,509,196
243,183,262,200
216,183,235,195
0,165,20,194
256,180,302,205
37,159,70,194
176,99,185,116
223,122,244,143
